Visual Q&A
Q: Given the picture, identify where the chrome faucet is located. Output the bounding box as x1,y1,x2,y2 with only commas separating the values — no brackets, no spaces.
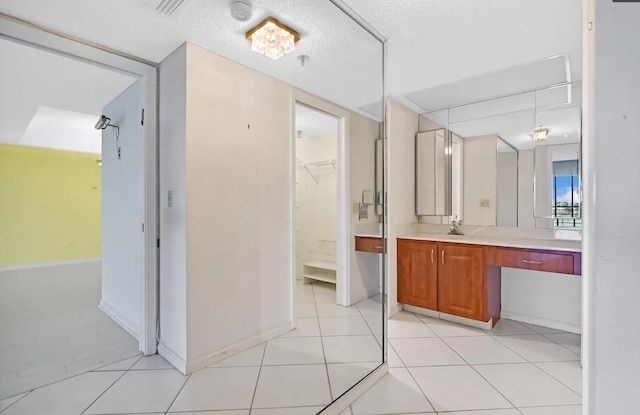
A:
448,218,464,235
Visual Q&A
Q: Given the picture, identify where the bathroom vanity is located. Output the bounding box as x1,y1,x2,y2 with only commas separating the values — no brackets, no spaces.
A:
396,233,581,329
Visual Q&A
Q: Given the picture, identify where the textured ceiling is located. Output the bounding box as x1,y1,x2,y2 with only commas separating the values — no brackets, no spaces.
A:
0,0,581,117
0,38,136,152
295,104,337,138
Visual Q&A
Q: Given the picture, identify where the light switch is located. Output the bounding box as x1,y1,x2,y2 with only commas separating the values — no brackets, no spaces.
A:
480,199,490,207
353,203,360,214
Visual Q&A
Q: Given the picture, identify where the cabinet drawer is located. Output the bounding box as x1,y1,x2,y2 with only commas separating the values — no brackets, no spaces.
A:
492,247,575,274
355,237,385,253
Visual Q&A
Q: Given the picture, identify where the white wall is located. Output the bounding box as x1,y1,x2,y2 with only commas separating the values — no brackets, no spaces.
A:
158,44,187,361
296,133,338,276
586,1,640,412
387,99,419,315
517,149,536,228
463,134,497,226
496,151,518,227
101,80,142,340
184,43,293,367
158,42,382,371
349,112,381,303
501,269,582,333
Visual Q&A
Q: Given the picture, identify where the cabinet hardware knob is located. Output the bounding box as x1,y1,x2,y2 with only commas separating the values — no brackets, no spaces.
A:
441,250,445,265
373,245,382,249
431,249,434,263
522,259,543,265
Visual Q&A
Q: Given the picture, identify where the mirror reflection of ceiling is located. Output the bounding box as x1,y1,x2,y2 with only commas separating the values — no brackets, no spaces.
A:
0,0,581,122
0,38,137,153
422,82,582,151
295,105,338,138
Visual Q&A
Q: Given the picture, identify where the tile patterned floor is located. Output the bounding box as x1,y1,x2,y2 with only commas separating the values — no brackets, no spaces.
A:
0,278,583,415
0,281,383,414
0,261,140,400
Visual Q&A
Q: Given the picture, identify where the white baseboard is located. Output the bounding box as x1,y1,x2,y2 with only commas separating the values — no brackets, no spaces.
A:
99,300,140,341
321,363,388,415
184,321,294,374
501,310,582,334
0,257,101,272
403,304,439,318
158,343,187,374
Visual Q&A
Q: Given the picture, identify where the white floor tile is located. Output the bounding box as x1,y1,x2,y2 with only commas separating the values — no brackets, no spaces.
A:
340,408,353,415
493,335,580,362
210,343,266,367
84,369,187,414
297,292,317,304
130,354,174,370
319,317,371,336
297,303,318,318
486,319,537,336
250,407,324,415
390,338,466,367
522,322,569,335
263,337,325,366
0,392,28,412
2,371,122,415
424,319,488,337
544,333,582,355
327,362,379,397
316,303,361,317
170,412,247,415
410,365,512,412
351,368,435,414
282,318,321,338
363,316,383,335
388,317,437,339
536,361,583,395
323,335,382,364
519,405,582,415
356,299,384,317
315,292,338,304
252,365,332,408
312,282,337,293
93,355,141,371
474,363,582,407
443,336,527,365
386,343,404,368
169,367,259,412
438,410,520,415
391,311,421,321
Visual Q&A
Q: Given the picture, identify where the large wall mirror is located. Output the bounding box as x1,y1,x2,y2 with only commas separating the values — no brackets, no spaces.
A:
416,81,582,229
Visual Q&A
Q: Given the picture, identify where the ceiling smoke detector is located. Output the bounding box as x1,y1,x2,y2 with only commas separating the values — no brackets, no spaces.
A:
230,1,252,22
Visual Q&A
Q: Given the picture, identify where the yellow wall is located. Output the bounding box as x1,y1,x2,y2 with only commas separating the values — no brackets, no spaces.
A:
0,144,101,267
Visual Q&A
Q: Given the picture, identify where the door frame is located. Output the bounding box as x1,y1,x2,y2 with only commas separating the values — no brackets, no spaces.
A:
290,89,351,314
0,14,159,355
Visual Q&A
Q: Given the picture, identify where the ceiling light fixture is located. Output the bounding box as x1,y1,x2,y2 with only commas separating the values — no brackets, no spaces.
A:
246,17,299,60
534,127,549,141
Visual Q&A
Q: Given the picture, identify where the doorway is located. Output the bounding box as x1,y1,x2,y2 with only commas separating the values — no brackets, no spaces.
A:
0,31,157,399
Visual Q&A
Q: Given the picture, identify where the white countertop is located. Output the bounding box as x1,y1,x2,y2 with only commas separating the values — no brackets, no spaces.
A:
396,232,582,252
355,232,383,238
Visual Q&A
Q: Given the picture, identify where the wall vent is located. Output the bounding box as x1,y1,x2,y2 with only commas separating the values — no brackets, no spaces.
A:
145,0,192,16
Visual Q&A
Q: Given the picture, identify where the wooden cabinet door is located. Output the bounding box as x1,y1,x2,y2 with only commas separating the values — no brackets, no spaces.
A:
397,239,438,310
438,243,485,321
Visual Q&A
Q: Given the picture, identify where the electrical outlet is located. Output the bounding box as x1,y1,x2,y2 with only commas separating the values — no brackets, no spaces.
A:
480,199,490,207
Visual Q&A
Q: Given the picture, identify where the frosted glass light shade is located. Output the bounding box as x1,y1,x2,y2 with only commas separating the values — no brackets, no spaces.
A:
246,18,299,60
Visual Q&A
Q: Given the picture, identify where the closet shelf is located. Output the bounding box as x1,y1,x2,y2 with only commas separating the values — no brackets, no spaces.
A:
302,261,337,285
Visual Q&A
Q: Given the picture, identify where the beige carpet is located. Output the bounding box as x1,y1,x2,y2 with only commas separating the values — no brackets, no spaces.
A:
0,261,140,400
